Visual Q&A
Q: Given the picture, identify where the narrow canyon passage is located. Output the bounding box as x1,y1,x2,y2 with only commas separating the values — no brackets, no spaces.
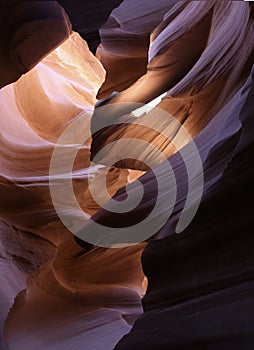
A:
0,1,253,349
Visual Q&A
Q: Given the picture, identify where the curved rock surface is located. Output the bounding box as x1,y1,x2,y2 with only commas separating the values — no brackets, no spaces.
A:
1,28,145,350
0,1,253,349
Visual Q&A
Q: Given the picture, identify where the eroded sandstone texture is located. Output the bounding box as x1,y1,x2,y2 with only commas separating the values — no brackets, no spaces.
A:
0,1,253,349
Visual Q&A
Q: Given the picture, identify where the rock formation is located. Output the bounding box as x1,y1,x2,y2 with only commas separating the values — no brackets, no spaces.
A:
0,1,253,349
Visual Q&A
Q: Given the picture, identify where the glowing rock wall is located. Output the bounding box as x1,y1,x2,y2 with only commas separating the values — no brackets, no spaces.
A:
0,1,253,349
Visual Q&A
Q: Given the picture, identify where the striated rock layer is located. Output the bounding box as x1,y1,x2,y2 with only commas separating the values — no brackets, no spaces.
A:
1,28,145,350
0,1,253,349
